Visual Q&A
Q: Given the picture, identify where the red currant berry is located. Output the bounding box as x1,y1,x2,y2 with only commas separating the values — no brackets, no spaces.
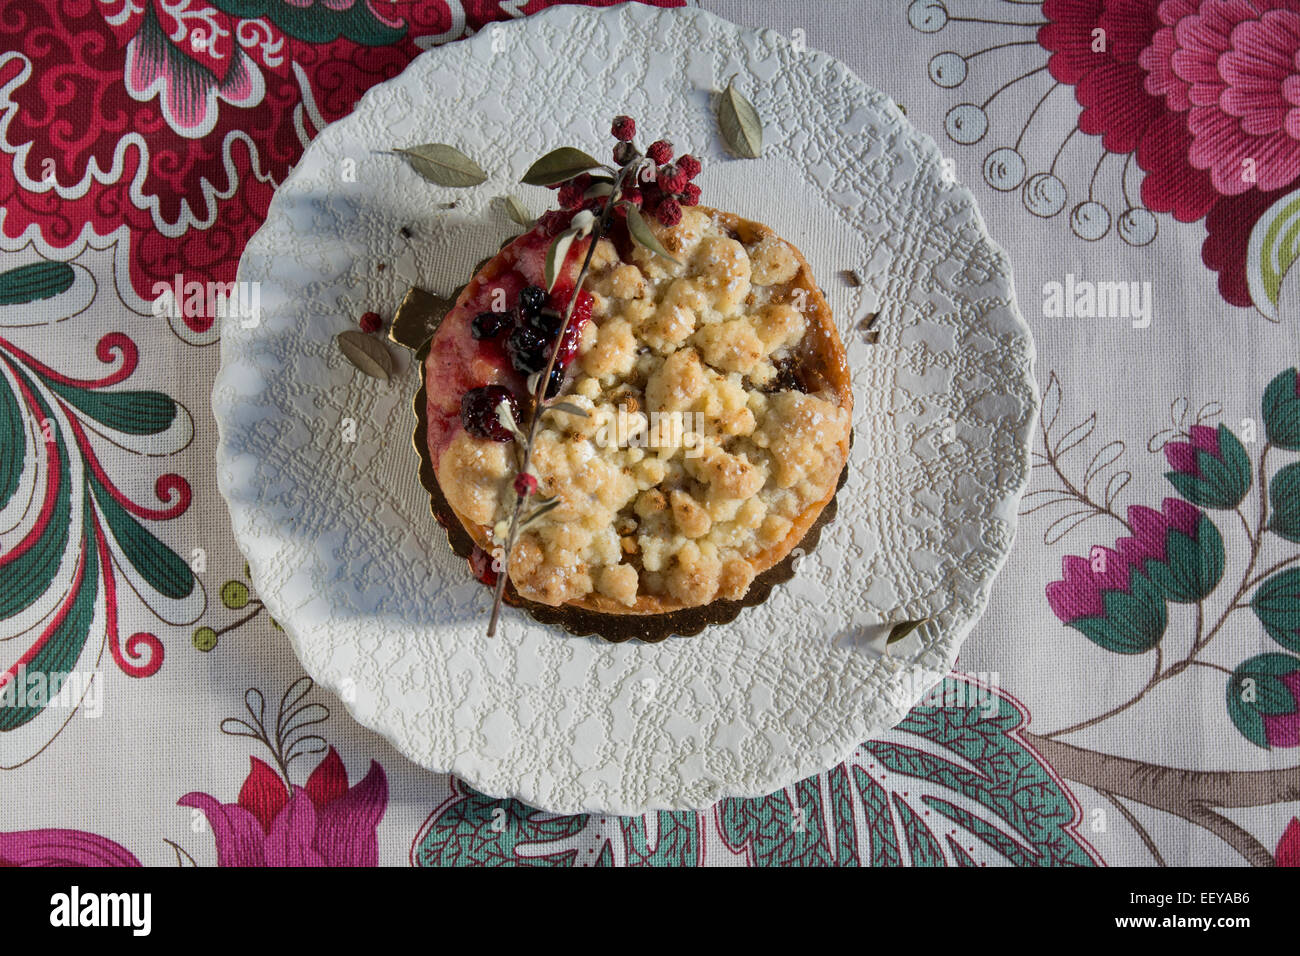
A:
359,311,382,333
677,154,702,179
646,140,673,165
513,472,538,497
611,115,636,141
658,165,688,194
656,198,682,227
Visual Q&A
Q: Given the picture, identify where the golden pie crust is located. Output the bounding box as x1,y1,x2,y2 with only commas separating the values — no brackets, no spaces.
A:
426,206,852,615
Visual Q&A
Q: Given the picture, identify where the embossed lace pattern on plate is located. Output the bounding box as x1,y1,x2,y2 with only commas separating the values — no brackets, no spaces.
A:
212,3,1037,815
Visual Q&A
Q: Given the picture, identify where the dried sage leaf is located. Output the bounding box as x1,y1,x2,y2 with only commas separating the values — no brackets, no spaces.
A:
520,147,603,186
502,195,533,227
886,618,930,646
544,228,579,291
625,206,682,266
718,76,763,159
336,330,393,382
857,312,880,345
395,144,488,187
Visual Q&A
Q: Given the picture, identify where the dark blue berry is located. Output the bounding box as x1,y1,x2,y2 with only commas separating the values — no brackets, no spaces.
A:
544,366,565,399
471,310,511,340
507,326,548,374
528,308,564,337
519,285,546,314
460,386,518,442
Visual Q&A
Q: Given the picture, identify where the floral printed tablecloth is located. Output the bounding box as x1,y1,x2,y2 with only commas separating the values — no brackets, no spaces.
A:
1,0,1297,867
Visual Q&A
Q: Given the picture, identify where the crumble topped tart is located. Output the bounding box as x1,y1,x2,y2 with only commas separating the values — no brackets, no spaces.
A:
426,206,852,613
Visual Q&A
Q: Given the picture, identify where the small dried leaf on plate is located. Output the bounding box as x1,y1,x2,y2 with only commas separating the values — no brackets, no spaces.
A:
718,76,763,159
887,618,931,646
395,144,488,187
337,330,394,381
501,195,534,227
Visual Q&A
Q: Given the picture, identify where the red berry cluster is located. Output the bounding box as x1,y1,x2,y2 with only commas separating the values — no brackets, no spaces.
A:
543,117,703,230
634,137,701,227
612,116,702,227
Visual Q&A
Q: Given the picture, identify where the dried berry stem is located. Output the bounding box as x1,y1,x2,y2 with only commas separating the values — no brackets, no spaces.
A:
486,161,640,636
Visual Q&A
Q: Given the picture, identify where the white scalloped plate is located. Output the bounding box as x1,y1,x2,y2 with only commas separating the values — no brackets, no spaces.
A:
213,3,1037,815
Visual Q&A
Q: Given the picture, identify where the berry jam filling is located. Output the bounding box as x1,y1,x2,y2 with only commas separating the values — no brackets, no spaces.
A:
546,288,591,369
461,385,519,442
469,546,498,587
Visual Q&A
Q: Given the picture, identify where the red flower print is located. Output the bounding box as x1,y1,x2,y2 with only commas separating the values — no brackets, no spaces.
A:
1039,0,1165,155
1277,817,1300,865
179,747,388,866
0,828,140,866
1046,498,1225,653
1141,1,1300,195
1263,670,1300,747
1031,0,1300,307
1164,425,1220,476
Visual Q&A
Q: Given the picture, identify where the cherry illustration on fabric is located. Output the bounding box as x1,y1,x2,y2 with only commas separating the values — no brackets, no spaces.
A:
1031,369,1300,865
178,677,389,866
912,0,1300,320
